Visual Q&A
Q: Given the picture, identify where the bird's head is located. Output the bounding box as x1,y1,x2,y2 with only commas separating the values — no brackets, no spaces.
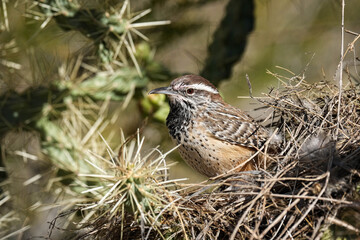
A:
148,75,222,106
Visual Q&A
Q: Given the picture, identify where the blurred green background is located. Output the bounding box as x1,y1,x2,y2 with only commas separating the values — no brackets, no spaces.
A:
0,0,360,238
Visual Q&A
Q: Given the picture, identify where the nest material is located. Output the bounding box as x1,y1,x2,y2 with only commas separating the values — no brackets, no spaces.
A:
170,78,360,239
81,77,360,240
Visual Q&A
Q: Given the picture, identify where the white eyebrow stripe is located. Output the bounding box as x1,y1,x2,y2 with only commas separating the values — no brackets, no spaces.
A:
188,83,219,94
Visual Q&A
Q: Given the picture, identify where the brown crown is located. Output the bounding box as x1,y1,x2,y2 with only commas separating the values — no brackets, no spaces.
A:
170,75,218,91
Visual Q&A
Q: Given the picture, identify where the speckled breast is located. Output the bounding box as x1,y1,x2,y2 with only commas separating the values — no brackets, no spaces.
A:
169,117,255,177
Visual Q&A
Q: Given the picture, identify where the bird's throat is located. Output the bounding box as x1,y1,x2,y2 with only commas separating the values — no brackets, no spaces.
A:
166,100,194,142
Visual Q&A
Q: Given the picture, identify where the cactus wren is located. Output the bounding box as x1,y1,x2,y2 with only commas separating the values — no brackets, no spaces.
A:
149,75,271,177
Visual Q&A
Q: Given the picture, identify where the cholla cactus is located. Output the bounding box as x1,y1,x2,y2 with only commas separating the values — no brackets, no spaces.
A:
22,92,183,239
0,0,172,238
27,0,170,74
73,131,182,239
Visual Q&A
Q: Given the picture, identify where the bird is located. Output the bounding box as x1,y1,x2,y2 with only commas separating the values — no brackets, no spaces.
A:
149,75,273,177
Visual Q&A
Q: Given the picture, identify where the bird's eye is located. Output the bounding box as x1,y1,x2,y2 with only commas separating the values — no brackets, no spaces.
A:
186,88,195,95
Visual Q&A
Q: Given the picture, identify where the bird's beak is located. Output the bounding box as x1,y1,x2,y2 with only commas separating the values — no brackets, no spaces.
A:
148,86,175,95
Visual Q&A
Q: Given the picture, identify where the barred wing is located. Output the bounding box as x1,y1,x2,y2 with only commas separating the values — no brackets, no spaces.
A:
203,104,269,148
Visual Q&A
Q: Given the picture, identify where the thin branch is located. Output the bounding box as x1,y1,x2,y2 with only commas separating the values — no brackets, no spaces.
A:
335,0,345,139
